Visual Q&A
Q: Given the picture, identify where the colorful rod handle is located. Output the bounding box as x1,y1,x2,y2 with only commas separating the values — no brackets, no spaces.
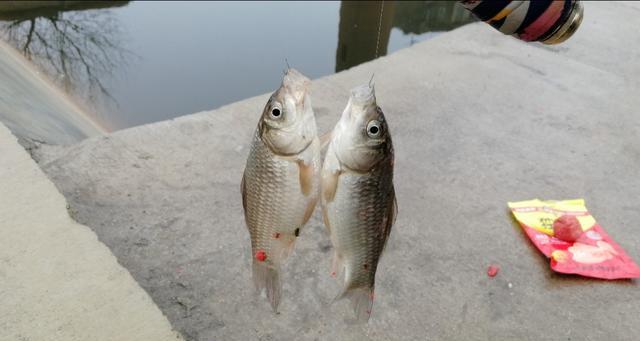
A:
459,0,583,44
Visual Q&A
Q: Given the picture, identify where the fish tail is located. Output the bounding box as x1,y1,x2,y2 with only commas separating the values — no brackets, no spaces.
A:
252,260,282,312
335,286,375,322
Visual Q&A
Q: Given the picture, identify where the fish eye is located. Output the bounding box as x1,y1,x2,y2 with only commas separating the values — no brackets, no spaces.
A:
366,120,382,138
270,105,283,119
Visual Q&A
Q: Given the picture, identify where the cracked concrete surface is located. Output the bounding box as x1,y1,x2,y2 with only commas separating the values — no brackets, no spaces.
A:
28,2,640,340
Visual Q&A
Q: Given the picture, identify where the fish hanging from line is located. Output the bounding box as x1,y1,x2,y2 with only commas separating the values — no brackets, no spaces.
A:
241,68,321,312
321,82,397,322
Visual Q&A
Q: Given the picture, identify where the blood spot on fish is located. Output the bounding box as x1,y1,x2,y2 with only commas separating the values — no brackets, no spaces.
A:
331,271,336,277
255,250,267,262
294,228,300,237
363,264,369,270
273,232,281,239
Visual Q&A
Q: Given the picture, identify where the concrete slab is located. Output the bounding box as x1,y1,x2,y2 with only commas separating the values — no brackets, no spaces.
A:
0,123,181,341
32,2,640,340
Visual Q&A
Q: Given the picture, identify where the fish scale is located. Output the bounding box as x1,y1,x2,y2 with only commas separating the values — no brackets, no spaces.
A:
329,170,393,289
244,130,316,261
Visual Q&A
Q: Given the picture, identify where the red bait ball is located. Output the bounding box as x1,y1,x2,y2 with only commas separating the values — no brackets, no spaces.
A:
255,250,267,262
553,215,583,242
487,265,500,277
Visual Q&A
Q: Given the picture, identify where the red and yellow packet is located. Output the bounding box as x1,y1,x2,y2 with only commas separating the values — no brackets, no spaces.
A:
508,199,640,279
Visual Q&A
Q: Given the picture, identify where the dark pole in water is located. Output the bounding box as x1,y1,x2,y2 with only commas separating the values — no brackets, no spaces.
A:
335,1,396,73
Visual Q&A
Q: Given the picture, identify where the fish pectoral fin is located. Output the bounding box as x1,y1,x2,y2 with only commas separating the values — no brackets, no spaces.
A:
297,159,314,197
319,131,332,152
302,197,317,226
322,170,341,203
320,131,332,146
321,204,332,235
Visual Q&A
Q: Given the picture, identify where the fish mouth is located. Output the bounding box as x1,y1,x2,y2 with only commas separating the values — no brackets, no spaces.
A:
350,84,375,107
282,68,310,104
364,139,386,148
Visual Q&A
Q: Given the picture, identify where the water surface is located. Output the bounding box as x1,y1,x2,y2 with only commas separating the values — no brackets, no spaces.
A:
0,1,474,130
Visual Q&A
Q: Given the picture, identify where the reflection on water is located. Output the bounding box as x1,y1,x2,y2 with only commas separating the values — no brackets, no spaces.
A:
393,1,475,34
336,1,474,72
0,1,132,121
0,1,474,131
336,1,396,72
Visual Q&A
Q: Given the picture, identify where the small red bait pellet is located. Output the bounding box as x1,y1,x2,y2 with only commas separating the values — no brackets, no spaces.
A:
255,250,267,262
487,265,500,277
553,215,583,243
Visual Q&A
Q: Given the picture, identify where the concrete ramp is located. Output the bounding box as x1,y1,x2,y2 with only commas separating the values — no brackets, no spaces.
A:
0,123,181,341
0,40,105,145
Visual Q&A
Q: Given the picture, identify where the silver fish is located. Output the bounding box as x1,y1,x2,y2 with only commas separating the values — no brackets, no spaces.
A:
321,83,396,322
241,68,321,311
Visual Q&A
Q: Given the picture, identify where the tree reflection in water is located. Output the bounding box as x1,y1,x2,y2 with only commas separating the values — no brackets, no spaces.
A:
0,2,133,112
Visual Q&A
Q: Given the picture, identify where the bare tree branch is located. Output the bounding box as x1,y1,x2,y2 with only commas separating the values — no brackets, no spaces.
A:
22,18,35,58
0,7,135,112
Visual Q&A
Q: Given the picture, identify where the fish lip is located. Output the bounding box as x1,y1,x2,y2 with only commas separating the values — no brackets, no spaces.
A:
364,139,386,149
349,84,376,108
282,68,311,104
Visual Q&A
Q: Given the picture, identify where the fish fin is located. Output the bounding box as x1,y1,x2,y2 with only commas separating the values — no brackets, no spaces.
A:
252,260,282,312
297,159,314,196
240,173,247,211
277,233,297,260
322,170,341,203
268,231,298,262
386,187,397,239
329,250,341,278
319,131,332,152
381,187,397,248
321,203,332,235
302,197,317,226
335,286,374,323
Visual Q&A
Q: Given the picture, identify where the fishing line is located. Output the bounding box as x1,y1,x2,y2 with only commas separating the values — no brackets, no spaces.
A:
374,1,384,59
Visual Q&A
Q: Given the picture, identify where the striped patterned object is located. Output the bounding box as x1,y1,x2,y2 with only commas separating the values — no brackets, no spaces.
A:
460,0,583,44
